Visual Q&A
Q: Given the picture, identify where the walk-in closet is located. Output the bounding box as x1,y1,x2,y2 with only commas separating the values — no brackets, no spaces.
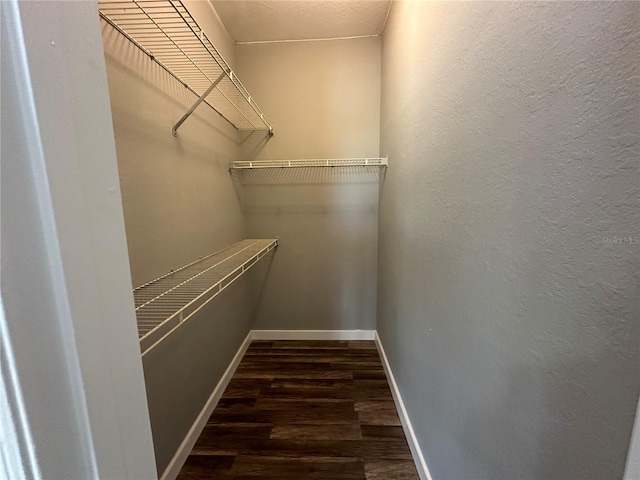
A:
97,0,396,476
3,1,638,479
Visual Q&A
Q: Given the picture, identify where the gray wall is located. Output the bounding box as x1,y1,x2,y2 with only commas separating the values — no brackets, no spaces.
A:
101,2,256,474
237,38,381,330
377,2,640,480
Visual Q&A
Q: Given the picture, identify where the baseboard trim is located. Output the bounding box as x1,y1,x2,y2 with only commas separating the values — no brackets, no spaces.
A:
375,332,433,480
159,331,253,480
251,329,376,340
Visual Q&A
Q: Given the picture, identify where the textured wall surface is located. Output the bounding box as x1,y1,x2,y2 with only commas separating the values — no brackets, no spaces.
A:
377,2,639,479
237,39,381,330
101,3,254,474
242,167,380,330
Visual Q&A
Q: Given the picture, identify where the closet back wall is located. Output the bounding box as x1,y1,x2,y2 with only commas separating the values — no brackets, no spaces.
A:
101,2,254,475
237,38,381,330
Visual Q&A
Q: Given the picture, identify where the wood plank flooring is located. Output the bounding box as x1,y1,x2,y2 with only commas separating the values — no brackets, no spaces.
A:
177,340,419,479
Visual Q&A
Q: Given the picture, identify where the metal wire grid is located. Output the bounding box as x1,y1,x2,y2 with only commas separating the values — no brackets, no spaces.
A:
231,158,389,169
98,0,272,132
134,239,277,353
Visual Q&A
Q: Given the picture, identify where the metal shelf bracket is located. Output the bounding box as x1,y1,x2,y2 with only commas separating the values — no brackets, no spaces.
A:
172,72,225,136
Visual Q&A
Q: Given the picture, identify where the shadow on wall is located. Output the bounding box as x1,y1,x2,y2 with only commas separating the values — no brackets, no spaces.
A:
239,167,380,331
230,165,384,214
235,165,383,186
239,129,273,158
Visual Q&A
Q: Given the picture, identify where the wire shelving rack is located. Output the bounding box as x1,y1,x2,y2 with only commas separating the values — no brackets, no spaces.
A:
98,0,273,135
134,238,277,355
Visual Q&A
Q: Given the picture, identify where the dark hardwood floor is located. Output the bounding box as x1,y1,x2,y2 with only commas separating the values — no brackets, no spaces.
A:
177,340,420,479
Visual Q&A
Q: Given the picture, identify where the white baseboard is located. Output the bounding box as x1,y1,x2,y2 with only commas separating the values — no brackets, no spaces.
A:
375,332,432,480
159,331,253,480
250,329,376,340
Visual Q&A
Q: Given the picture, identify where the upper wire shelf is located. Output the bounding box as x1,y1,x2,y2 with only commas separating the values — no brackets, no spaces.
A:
98,0,273,135
230,158,388,169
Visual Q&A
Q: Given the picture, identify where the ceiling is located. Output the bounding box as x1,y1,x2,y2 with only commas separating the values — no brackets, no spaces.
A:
211,0,392,43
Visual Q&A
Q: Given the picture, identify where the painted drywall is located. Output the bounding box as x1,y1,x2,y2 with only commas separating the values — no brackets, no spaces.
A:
237,38,381,161
100,1,259,474
236,38,381,330
1,1,156,478
377,2,639,479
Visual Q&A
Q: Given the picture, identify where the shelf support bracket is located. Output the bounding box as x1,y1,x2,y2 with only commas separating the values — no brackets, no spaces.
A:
172,71,226,136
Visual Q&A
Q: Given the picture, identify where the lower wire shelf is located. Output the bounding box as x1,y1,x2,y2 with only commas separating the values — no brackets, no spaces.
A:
134,238,277,355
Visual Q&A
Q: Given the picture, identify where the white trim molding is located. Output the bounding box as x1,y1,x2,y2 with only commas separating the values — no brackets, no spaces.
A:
375,332,433,480
251,329,376,341
160,332,253,480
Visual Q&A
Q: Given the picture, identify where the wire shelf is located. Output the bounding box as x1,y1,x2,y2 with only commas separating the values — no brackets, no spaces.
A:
230,158,388,169
98,0,273,134
134,238,277,355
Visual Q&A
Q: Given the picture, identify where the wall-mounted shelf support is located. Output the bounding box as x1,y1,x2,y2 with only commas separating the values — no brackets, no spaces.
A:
172,71,226,136
230,157,388,169
134,239,277,356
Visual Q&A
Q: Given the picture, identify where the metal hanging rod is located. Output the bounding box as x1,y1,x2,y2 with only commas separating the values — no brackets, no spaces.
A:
134,239,277,356
230,158,388,169
98,0,273,136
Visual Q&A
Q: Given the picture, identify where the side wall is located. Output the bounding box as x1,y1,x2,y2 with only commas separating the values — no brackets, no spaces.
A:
378,2,640,479
237,38,381,330
101,1,255,474
2,1,157,477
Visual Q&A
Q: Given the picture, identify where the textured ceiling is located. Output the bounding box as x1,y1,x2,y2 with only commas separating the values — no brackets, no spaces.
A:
211,0,392,43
